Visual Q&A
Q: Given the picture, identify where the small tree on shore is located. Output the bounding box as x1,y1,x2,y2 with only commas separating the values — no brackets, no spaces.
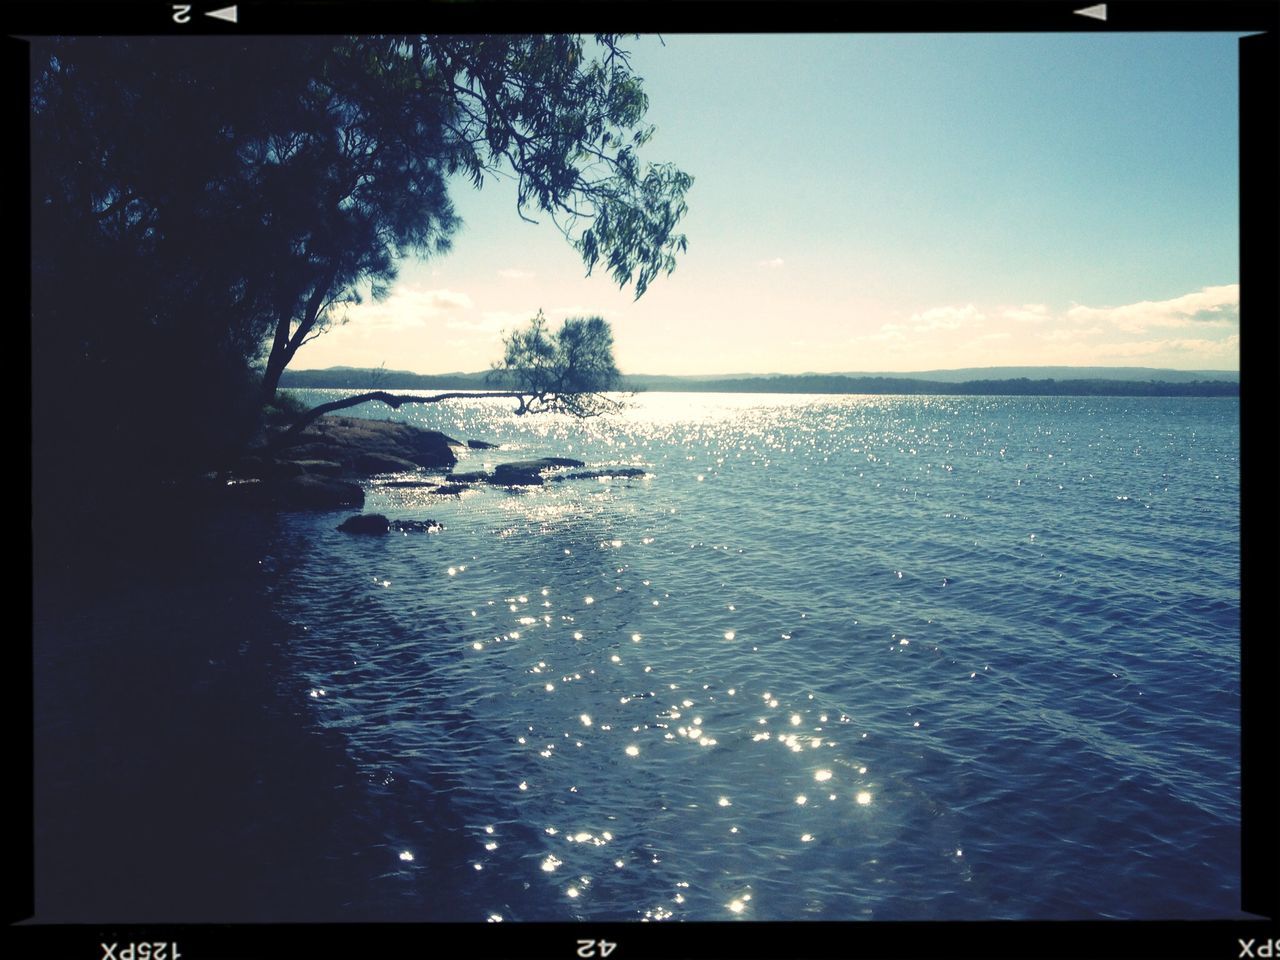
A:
277,313,626,442
489,312,624,417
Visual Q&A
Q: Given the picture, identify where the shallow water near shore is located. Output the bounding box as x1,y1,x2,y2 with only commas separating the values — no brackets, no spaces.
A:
264,391,1242,921
34,391,1243,922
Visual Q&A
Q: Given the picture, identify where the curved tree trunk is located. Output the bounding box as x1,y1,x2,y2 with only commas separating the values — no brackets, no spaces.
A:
275,389,533,448
260,269,339,403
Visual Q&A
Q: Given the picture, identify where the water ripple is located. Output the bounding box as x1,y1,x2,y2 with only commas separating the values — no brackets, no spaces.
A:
275,392,1241,920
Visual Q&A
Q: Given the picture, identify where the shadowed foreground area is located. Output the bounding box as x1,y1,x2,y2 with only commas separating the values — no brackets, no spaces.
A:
31,498,466,922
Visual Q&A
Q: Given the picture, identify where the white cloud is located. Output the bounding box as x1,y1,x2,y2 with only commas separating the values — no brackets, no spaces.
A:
1039,332,1239,366
1065,284,1239,333
757,257,785,269
446,309,525,334
855,322,908,344
498,268,536,281
341,285,474,332
907,303,984,332
1002,304,1051,324
1040,325,1104,342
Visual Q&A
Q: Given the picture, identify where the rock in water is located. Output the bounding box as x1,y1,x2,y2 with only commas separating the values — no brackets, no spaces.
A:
285,416,459,473
337,514,391,535
490,457,587,486
390,519,443,533
351,452,422,475
289,459,344,477
337,515,443,535
553,467,647,481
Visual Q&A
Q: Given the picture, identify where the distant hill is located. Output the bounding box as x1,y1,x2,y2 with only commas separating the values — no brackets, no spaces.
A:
624,366,1237,387
281,366,1238,397
830,366,1238,384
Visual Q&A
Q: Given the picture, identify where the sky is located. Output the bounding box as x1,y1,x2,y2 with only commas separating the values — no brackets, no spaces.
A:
293,33,1243,376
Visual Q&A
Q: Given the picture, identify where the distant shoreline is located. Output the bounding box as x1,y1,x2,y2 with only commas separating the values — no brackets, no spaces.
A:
281,368,1239,398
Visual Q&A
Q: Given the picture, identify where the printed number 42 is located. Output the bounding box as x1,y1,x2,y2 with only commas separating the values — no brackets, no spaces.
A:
577,940,617,958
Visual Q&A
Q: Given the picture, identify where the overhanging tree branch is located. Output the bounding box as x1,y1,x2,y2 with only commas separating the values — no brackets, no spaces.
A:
279,312,627,447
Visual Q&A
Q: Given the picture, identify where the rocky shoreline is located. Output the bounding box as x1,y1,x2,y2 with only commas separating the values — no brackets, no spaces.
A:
203,414,646,513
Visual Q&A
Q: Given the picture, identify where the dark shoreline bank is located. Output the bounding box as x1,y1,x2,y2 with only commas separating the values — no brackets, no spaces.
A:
32,491,418,921
28,410,567,922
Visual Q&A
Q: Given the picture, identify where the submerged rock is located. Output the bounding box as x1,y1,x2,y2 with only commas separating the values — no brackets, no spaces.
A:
390,519,443,533
553,467,647,482
431,483,468,496
338,513,391,535
376,479,440,489
337,514,444,535
490,457,587,486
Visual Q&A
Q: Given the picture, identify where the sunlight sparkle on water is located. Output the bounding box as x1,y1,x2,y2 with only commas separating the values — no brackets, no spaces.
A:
856,791,873,805
625,745,640,757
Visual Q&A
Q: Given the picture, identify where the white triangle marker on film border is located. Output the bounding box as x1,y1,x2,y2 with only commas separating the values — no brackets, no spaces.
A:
1074,4,1107,20
206,5,238,23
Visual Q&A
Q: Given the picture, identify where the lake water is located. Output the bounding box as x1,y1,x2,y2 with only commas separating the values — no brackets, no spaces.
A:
258,390,1242,922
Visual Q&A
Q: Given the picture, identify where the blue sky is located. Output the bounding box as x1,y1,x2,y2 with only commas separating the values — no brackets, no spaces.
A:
294,32,1242,375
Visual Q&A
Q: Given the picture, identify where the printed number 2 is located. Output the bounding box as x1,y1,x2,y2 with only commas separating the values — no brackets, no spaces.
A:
172,5,192,23
577,941,617,958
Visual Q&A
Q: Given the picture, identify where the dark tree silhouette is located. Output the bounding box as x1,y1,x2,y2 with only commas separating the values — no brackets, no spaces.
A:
277,312,625,443
30,34,692,434
490,312,625,417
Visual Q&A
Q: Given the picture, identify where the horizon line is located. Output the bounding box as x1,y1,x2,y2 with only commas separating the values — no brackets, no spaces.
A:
285,363,1241,379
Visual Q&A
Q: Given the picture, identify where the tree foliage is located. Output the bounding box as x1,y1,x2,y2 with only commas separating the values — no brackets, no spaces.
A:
275,311,626,443
31,34,690,476
30,36,691,414
490,311,625,417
